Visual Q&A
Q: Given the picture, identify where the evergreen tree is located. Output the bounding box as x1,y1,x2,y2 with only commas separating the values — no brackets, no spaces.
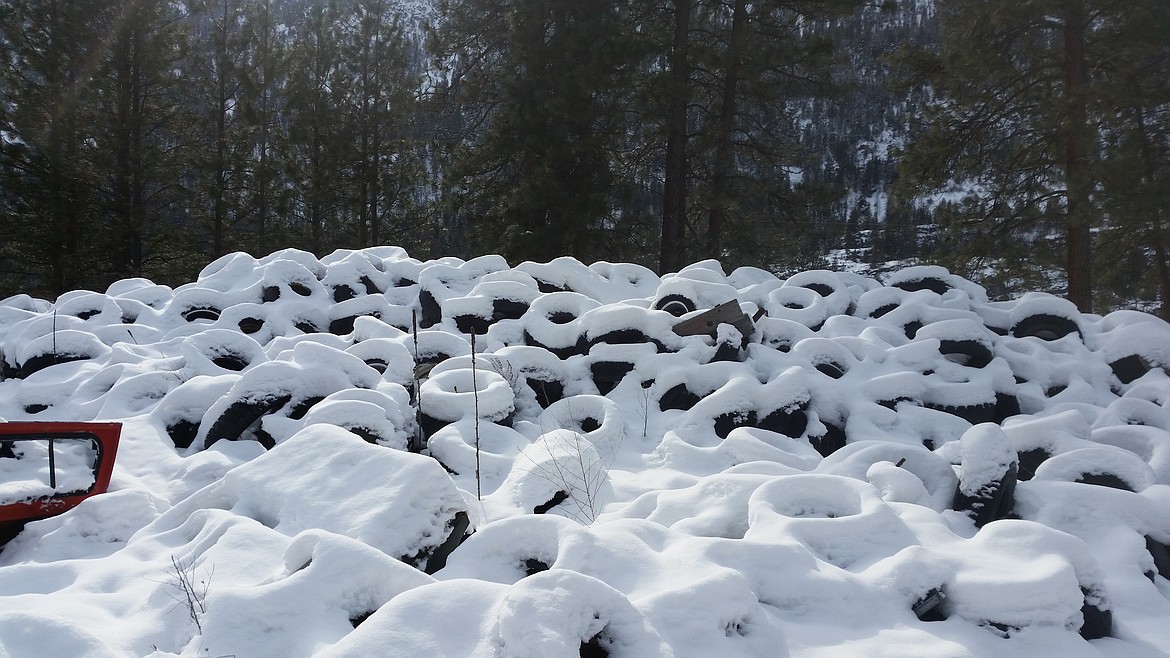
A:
659,0,691,273
1094,1,1170,317
187,0,252,259
896,0,1137,312
433,0,651,265
284,0,348,254
90,0,190,281
690,0,859,266
238,0,288,255
0,0,110,295
336,0,418,248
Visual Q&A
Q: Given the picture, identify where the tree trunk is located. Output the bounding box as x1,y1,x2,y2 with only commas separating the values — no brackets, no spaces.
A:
369,117,382,246
706,0,747,261
254,0,274,254
660,0,691,274
212,0,231,256
128,14,146,277
1153,228,1170,321
1063,0,1092,312
1132,103,1170,321
113,34,134,276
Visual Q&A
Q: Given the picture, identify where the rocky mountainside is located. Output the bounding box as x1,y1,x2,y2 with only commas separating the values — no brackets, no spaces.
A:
789,1,941,272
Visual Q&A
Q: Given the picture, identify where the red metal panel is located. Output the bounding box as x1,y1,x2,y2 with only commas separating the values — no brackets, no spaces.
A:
0,422,121,524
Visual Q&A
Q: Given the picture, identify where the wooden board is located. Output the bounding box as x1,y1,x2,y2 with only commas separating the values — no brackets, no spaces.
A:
671,300,755,338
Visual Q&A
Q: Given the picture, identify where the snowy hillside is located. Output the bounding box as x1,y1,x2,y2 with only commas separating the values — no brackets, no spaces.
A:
1,247,1169,657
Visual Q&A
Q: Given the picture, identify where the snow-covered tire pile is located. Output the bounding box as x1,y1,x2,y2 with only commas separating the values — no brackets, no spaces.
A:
2,250,1169,656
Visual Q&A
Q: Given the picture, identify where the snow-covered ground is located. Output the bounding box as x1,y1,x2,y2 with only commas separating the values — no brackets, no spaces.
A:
1,247,1169,657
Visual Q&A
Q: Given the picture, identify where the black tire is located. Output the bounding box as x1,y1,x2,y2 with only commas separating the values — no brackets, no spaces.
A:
1079,590,1112,640
654,294,697,317
713,410,756,439
1146,536,1170,580
16,352,90,379
210,352,249,372
523,331,586,359
591,360,635,395
237,317,265,335
166,419,200,450
1015,447,1051,481
1010,313,1080,341
1074,472,1134,492
994,392,1022,423
332,284,358,302
658,383,701,412
953,463,1017,528
330,314,378,335
203,395,291,450
182,307,220,322
1110,354,1154,385
926,402,996,425
757,405,808,439
526,378,565,409
892,277,951,295
419,289,443,328
938,339,993,369
810,423,847,458
492,298,530,321
454,314,492,336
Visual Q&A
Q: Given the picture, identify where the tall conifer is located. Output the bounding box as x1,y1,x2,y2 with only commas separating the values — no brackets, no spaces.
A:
897,0,1135,312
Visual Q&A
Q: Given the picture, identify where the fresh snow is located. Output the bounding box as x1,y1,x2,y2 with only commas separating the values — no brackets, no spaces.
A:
0,247,1169,657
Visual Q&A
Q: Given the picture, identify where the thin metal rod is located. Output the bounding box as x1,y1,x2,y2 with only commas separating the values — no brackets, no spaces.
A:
48,438,57,490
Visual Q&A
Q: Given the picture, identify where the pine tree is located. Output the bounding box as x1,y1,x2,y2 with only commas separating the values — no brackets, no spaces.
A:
238,0,287,255
0,0,110,295
896,0,1139,312
90,0,190,281
691,0,859,266
285,0,347,254
187,0,252,259
433,0,650,265
1094,1,1170,317
336,0,419,248
659,0,691,273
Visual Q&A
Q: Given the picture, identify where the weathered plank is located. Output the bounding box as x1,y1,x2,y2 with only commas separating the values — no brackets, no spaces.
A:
671,300,756,338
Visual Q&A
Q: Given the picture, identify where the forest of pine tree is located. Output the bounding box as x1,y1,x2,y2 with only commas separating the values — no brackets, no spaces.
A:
1,0,1167,317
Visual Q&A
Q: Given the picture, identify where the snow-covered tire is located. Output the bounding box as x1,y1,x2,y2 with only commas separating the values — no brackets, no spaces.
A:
1031,446,1156,492
419,367,515,431
951,424,1018,527
1008,294,1082,341
538,395,623,452
765,286,828,330
522,291,597,358
653,293,697,318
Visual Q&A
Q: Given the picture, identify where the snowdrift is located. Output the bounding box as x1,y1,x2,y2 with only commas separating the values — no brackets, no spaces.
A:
1,248,1169,657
